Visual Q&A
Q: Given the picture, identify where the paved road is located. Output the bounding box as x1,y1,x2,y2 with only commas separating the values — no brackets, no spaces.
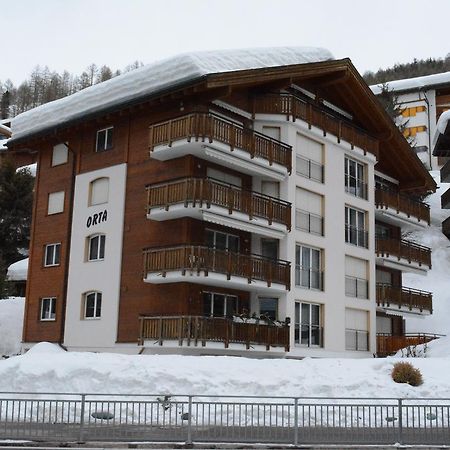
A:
1,421,450,446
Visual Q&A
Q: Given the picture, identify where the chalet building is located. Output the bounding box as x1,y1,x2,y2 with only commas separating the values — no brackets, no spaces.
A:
6,48,436,357
0,119,11,165
371,72,450,170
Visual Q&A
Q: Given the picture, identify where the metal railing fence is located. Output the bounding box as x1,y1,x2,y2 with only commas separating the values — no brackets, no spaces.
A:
1,393,449,445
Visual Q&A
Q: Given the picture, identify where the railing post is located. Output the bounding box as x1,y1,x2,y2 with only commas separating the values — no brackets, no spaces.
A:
294,398,299,446
398,398,403,445
78,394,86,443
187,395,193,445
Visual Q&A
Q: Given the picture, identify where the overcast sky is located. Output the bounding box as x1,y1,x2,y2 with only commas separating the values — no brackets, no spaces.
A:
2,0,449,85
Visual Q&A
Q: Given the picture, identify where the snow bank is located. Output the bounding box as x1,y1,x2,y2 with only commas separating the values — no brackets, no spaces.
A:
370,71,450,95
0,344,449,397
436,109,450,136
10,47,333,143
6,258,28,281
0,298,25,357
403,171,450,335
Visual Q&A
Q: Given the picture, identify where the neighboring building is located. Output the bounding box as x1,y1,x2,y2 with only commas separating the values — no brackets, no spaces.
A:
6,258,28,297
0,119,11,165
6,48,436,357
1,118,36,168
371,72,450,170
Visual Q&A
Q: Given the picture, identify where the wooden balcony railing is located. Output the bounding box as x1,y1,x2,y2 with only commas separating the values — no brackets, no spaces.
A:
148,112,292,173
442,215,450,238
376,333,440,357
375,187,430,225
143,245,291,289
376,284,432,313
375,237,431,268
147,177,291,230
253,94,379,158
138,315,290,351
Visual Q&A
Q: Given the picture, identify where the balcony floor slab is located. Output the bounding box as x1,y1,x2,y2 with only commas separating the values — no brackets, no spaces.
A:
375,207,428,230
151,140,288,181
144,270,287,293
147,203,288,239
376,305,431,316
376,256,429,275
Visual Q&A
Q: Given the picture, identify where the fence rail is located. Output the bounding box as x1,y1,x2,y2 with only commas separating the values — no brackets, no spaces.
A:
375,237,432,268
148,112,292,173
139,315,290,350
143,245,291,289
147,177,291,230
1,393,449,445
375,187,430,225
253,94,379,158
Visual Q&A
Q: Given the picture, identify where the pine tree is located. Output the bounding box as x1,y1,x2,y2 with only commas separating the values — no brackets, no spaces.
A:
0,91,10,119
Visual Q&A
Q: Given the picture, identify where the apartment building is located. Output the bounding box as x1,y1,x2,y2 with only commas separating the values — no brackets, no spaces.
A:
7,48,436,357
371,72,450,170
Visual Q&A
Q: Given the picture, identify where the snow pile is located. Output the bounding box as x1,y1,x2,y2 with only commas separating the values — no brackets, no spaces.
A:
403,171,450,335
436,109,450,136
0,342,449,397
370,71,450,95
0,298,25,357
6,258,28,281
11,47,333,143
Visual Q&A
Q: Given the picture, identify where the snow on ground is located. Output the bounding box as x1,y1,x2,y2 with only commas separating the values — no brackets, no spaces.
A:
403,171,450,335
0,298,24,357
0,341,449,398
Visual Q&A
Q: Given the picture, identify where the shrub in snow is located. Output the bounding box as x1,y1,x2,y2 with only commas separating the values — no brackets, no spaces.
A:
391,361,423,386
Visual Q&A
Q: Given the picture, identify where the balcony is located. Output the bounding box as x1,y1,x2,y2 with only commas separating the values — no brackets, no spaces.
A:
146,177,291,239
376,284,432,314
375,237,431,273
253,94,379,158
441,186,450,209
138,315,290,351
376,333,441,357
375,187,430,228
440,158,450,183
143,245,290,292
148,113,292,180
442,215,450,239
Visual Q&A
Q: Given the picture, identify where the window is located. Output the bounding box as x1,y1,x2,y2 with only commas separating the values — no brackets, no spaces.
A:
401,105,426,117
96,127,113,152
296,134,324,183
47,191,65,215
88,234,105,261
295,245,322,290
262,126,281,141
295,302,322,347
403,125,427,138
259,297,278,320
207,167,242,188
345,206,367,248
203,292,238,317
205,229,239,252
345,157,367,199
261,239,279,261
296,188,324,235
375,223,390,239
84,291,102,319
44,243,61,267
51,143,68,166
345,256,368,299
345,308,369,351
40,297,56,321
89,177,109,206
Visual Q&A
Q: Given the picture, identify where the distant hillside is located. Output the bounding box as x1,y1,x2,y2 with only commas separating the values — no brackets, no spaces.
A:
363,55,450,85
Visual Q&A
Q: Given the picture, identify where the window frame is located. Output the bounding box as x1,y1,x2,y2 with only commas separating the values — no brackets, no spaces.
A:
40,297,56,321
205,229,240,253
47,191,65,215
51,143,68,167
345,206,368,248
95,127,113,152
294,301,322,347
87,234,106,262
295,244,323,290
259,297,278,320
44,243,61,267
89,177,109,206
84,291,102,319
202,291,238,318
344,157,367,199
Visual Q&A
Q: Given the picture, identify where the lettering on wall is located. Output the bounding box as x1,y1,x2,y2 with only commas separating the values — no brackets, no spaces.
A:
86,210,108,228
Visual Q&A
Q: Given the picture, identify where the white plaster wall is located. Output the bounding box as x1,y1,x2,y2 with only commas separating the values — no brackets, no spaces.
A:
255,115,377,356
63,163,127,349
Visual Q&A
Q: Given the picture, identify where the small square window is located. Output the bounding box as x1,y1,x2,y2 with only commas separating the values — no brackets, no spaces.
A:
52,143,68,166
84,292,102,319
48,191,65,215
96,127,113,152
44,243,61,267
40,297,56,321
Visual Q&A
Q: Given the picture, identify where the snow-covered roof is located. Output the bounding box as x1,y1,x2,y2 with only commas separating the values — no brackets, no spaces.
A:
10,47,333,143
432,109,450,150
6,258,28,281
370,71,450,95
